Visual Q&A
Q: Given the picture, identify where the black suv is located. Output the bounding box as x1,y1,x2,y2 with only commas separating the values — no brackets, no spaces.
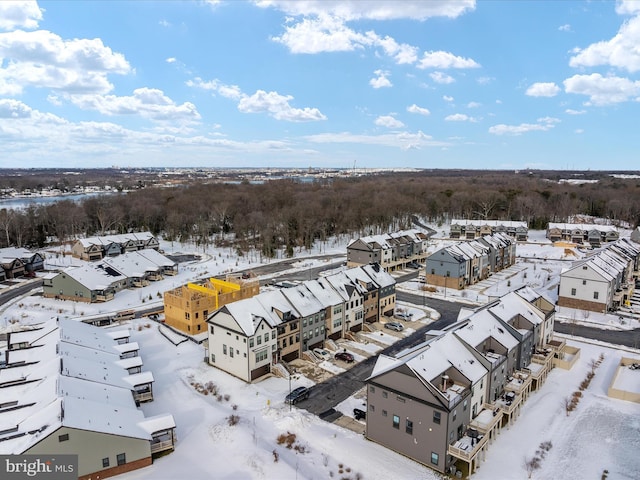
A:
285,386,310,405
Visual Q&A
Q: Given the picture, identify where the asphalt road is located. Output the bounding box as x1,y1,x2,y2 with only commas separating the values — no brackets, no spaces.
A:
296,294,466,418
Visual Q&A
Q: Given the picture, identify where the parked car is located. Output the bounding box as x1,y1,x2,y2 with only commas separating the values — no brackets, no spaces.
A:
394,311,413,321
285,386,310,405
353,408,366,421
335,351,355,363
407,261,420,269
313,348,331,361
384,321,404,332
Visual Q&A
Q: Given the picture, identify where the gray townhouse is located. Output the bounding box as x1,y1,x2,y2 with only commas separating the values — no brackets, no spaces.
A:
367,289,559,477
546,223,619,246
450,220,528,241
347,229,431,272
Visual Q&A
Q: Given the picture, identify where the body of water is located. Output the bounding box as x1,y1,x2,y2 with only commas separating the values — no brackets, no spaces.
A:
0,192,116,210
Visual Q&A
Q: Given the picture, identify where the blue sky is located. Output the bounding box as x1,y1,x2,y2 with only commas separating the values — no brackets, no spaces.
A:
1,0,639,170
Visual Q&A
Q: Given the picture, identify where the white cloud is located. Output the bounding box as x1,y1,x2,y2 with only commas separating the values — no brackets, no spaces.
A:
68,88,201,123
255,1,476,21
445,113,477,122
159,19,171,28
525,82,560,97
558,24,571,32
407,104,430,116
305,130,450,150
375,115,404,128
430,71,455,84
563,73,640,105
166,57,176,63
0,1,43,30
417,51,480,69
188,77,325,121
187,77,243,99
537,116,560,124
565,108,586,115
0,29,131,94
271,14,371,53
443,95,454,102
616,0,640,15
238,90,327,122
569,14,640,72
0,98,32,118
376,36,418,64
575,128,584,134
467,101,481,108
488,119,557,135
477,76,493,85
370,69,392,89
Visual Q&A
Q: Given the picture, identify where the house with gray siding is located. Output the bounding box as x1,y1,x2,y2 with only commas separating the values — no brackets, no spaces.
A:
43,264,128,303
347,229,431,272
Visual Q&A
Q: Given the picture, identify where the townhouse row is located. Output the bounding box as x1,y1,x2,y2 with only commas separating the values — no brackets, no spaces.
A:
449,219,528,241
366,287,567,477
71,232,160,261
0,247,45,280
346,229,432,272
0,319,175,480
546,223,619,247
426,233,517,290
43,249,178,303
206,264,396,383
558,238,640,313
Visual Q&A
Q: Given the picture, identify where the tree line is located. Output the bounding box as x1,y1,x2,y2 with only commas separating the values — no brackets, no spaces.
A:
1,170,639,255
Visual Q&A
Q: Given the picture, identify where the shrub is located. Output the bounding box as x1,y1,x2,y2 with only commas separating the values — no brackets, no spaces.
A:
227,415,240,426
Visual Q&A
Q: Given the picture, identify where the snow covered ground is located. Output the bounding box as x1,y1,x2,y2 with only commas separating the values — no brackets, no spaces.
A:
2,226,640,479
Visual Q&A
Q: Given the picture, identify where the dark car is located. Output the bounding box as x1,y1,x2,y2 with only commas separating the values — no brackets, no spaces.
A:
285,386,310,405
335,351,355,363
353,408,366,421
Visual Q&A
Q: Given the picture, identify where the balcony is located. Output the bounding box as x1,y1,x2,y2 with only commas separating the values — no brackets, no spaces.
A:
134,390,154,403
469,404,502,435
96,292,114,302
150,439,174,454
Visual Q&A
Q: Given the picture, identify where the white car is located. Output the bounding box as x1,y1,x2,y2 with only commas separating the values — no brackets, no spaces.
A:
313,348,331,361
394,311,413,321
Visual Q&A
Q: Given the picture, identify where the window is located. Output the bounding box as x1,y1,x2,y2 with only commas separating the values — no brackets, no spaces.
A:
431,452,439,466
271,330,276,339
369,386,375,393
463,399,468,411
433,411,441,424
257,335,262,345
593,291,599,299
369,404,375,412
264,333,269,343
571,288,576,296
229,348,233,358
582,280,587,285
289,337,294,346
102,458,110,468
210,326,214,335
255,350,268,362
382,410,387,417
223,344,227,355
406,419,413,435
382,391,388,398
392,415,400,429
116,453,126,466
396,396,406,403
272,344,276,351
58,433,69,442
210,354,215,363
249,338,254,348
303,319,307,327
453,409,457,421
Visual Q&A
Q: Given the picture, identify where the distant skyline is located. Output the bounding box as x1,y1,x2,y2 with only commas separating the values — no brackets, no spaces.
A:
1,0,639,170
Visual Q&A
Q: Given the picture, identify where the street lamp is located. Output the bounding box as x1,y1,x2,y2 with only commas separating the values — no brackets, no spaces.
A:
288,372,292,412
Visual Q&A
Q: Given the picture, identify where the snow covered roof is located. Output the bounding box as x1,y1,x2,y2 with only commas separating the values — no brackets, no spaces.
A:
102,250,161,277
360,263,395,288
0,247,38,260
454,309,519,351
220,296,279,336
136,248,176,267
547,223,617,232
60,264,126,290
488,292,544,326
451,219,527,228
280,284,325,317
302,277,344,307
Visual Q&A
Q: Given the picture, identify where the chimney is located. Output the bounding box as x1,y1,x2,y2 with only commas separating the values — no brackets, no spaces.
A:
441,374,449,392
